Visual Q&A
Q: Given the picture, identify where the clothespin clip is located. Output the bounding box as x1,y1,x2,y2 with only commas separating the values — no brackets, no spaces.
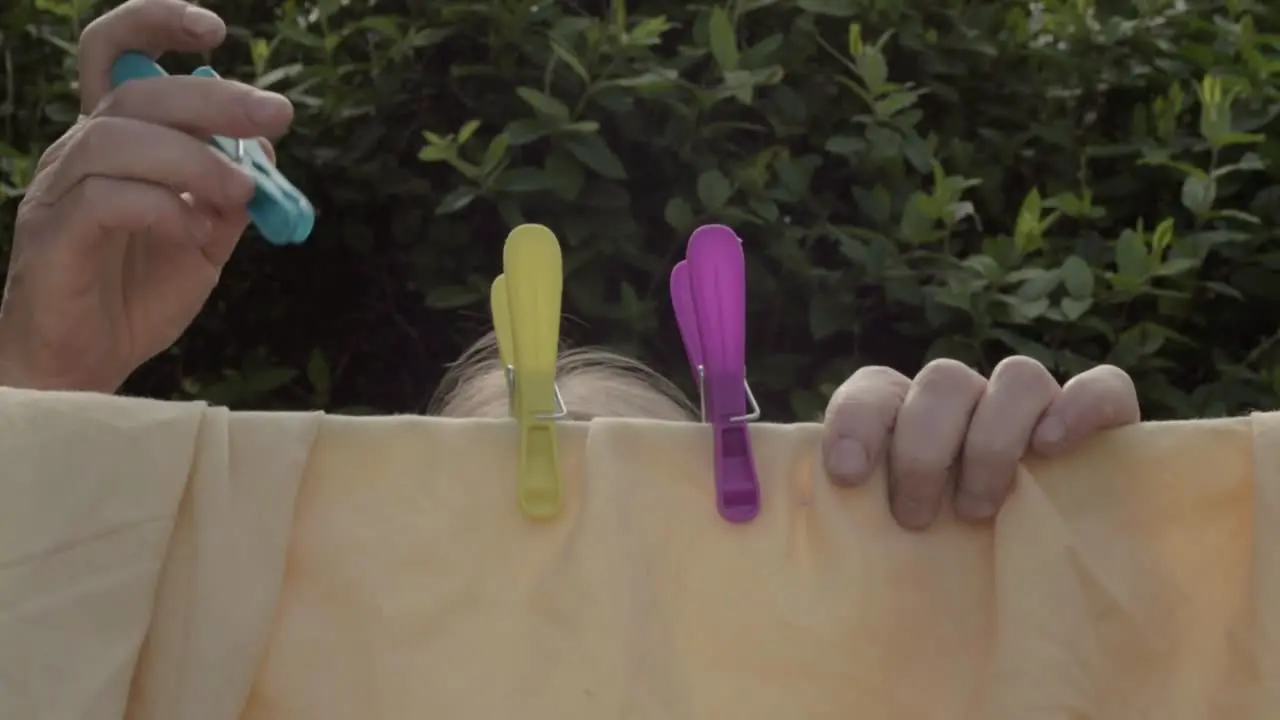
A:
490,224,567,520
107,52,315,247
670,224,762,523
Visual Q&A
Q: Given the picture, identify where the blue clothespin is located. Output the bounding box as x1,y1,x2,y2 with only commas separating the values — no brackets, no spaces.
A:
108,52,315,246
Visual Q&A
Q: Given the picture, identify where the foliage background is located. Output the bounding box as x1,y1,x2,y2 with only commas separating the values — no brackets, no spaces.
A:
2,0,1280,420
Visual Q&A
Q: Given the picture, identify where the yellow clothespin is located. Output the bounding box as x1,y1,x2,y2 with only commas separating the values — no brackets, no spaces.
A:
490,224,566,520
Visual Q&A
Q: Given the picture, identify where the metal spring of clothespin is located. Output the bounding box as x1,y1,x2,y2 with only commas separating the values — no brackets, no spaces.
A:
670,224,762,523
491,224,568,520
107,52,316,247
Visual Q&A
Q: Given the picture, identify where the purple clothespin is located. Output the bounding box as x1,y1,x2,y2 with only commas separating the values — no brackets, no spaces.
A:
670,224,762,523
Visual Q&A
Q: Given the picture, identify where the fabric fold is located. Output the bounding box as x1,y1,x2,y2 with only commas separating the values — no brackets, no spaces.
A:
2,390,1279,719
0,389,204,720
126,409,320,720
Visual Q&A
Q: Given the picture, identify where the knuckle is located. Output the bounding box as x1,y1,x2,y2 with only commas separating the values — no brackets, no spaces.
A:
91,86,126,117
991,355,1057,394
891,473,941,507
81,0,151,45
851,365,908,385
1092,364,1138,395
891,448,952,482
96,80,145,115
914,358,985,395
890,478,945,524
70,115,121,157
826,366,909,425
78,13,110,51
963,435,1022,468
825,394,881,433
1079,368,1140,423
75,176,116,209
851,365,913,396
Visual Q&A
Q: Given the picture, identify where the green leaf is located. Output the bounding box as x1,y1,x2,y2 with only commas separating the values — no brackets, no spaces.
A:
697,170,733,209
1203,281,1244,299
1060,255,1094,299
548,36,589,83
874,90,919,119
824,135,863,155
1212,131,1265,148
854,48,888,93
1013,188,1043,252
418,144,453,163
1180,175,1216,218
436,186,478,215
561,133,627,179
748,196,779,221
664,197,695,230
306,349,331,399
244,368,298,394
1149,218,1175,257
481,134,509,174
425,285,482,309
898,192,936,243
544,149,585,200
457,119,481,144
504,118,552,145
494,167,552,193
1114,230,1149,279
515,87,570,121
1060,296,1092,321
1016,268,1060,301
1151,258,1200,277
809,296,846,340
708,7,740,72
796,0,858,18
1011,296,1051,322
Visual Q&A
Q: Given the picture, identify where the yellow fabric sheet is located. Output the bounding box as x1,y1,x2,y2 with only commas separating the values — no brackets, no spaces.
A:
0,387,1277,719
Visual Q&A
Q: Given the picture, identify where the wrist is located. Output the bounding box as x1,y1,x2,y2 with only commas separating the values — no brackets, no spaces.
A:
0,315,121,393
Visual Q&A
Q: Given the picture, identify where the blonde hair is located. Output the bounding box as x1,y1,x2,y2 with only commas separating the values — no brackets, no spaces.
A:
428,331,698,422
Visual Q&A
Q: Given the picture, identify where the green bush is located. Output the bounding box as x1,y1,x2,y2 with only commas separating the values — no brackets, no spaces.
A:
3,0,1280,420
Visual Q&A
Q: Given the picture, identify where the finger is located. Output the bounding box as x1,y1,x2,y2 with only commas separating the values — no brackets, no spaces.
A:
79,0,227,111
187,195,250,268
184,136,271,266
258,137,276,164
822,366,912,487
50,176,209,261
1032,364,1141,455
888,359,987,529
44,115,255,210
956,356,1060,521
96,75,294,141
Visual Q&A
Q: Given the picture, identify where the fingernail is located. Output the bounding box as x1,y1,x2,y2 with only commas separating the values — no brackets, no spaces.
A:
1035,416,1066,448
248,91,293,126
955,491,999,521
892,495,932,530
181,7,224,37
826,437,868,483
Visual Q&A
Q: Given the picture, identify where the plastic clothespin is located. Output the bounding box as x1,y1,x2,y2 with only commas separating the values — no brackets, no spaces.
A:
107,52,315,246
671,224,762,523
491,224,567,520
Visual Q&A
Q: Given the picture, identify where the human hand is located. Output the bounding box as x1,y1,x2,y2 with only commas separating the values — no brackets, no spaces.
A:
820,357,1140,529
0,0,295,392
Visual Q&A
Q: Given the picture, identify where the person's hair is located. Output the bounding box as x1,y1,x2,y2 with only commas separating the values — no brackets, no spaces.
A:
428,331,698,422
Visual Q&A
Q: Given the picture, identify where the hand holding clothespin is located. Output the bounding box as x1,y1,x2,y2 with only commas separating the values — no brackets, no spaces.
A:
491,224,568,520
108,52,315,247
671,224,763,523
